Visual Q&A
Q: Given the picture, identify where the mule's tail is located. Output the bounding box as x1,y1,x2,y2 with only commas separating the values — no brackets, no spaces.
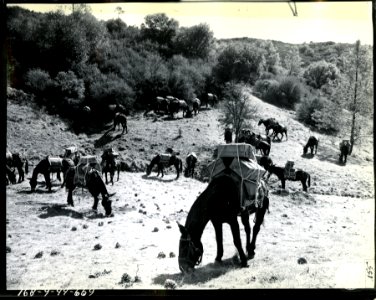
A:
316,139,319,154
25,159,29,174
285,129,288,140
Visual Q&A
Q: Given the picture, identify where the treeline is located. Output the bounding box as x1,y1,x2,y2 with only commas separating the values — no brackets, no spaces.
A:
7,6,373,136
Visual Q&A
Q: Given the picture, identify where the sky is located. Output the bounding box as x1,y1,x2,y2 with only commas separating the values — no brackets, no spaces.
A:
11,1,373,45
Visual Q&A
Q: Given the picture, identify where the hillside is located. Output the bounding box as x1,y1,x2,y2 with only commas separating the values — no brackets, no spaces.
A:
6,88,375,291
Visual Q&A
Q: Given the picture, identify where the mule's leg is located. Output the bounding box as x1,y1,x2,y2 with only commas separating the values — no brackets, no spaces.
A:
117,167,120,182
240,210,252,259
229,218,248,267
92,195,99,210
212,221,224,263
67,189,74,206
44,172,52,192
281,179,286,190
18,166,24,183
302,180,307,192
249,206,267,259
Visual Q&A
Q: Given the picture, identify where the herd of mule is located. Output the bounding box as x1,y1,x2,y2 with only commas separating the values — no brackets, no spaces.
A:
6,93,353,273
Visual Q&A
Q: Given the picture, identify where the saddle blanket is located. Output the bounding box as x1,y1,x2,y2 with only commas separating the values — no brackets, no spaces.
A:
47,156,63,171
160,154,171,164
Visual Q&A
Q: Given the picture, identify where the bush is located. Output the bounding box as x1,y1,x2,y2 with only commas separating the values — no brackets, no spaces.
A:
254,76,302,109
24,68,53,100
296,95,324,126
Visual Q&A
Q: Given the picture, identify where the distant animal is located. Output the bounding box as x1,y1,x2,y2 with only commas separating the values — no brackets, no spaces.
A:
184,153,197,178
29,156,64,192
64,165,113,216
303,136,319,156
114,103,127,115
266,164,311,192
101,152,121,185
224,127,233,144
6,165,16,185
238,133,270,156
177,175,269,273
192,98,201,115
258,118,278,136
271,124,288,141
113,112,128,134
339,141,351,164
6,150,28,183
146,154,183,179
154,96,169,114
169,99,188,118
207,93,218,107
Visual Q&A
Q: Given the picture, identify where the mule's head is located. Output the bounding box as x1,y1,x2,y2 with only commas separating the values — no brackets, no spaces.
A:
29,178,37,192
177,222,203,273
102,195,113,217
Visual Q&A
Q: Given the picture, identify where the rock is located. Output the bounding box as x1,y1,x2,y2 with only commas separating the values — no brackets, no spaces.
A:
34,251,43,259
164,279,177,289
120,273,133,284
297,257,307,264
152,227,159,232
169,252,175,258
6,246,11,253
157,252,166,258
93,244,102,250
71,226,77,231
115,242,121,249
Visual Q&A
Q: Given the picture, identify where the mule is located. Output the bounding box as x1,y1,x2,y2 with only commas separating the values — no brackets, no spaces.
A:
169,99,188,118
154,96,169,114
339,141,351,164
184,153,197,178
258,156,274,180
6,151,28,183
101,155,120,185
258,118,278,136
29,156,64,192
303,136,319,156
266,164,311,192
64,165,113,216
113,112,128,134
146,154,183,179
177,175,269,273
271,124,288,141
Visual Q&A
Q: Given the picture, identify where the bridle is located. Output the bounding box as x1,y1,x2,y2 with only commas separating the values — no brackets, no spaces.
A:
178,235,203,271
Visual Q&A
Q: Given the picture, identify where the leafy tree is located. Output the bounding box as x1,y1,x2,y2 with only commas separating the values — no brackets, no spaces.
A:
284,46,302,76
303,60,340,89
213,44,263,85
259,40,282,75
218,82,258,142
140,13,178,56
173,24,214,59
337,40,373,154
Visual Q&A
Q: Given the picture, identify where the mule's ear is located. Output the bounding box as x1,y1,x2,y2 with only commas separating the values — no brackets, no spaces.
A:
176,221,187,235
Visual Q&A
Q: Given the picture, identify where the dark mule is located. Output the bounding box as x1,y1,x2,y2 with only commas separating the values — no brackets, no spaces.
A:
146,154,183,179
29,156,64,192
303,136,319,156
258,118,278,136
6,150,29,183
184,153,197,178
271,124,288,141
339,141,351,164
101,154,120,185
64,165,113,216
267,164,311,192
192,98,201,115
238,133,270,156
6,165,17,185
258,156,274,180
113,112,128,134
177,175,269,273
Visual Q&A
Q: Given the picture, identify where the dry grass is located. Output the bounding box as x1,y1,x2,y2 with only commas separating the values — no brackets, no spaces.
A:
6,90,374,291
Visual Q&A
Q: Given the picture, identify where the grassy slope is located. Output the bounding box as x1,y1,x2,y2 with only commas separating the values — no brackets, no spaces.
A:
6,89,374,290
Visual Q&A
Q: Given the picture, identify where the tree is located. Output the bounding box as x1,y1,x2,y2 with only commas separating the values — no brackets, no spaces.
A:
284,46,302,76
303,60,340,89
173,24,214,59
140,13,178,49
218,82,258,142
338,40,373,154
259,40,282,75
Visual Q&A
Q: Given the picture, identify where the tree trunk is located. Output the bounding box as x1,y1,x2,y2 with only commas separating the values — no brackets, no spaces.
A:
349,40,360,155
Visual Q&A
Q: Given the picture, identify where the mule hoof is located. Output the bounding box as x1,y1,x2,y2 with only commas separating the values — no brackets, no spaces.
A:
248,252,255,260
241,261,249,268
68,202,74,207
92,207,98,211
